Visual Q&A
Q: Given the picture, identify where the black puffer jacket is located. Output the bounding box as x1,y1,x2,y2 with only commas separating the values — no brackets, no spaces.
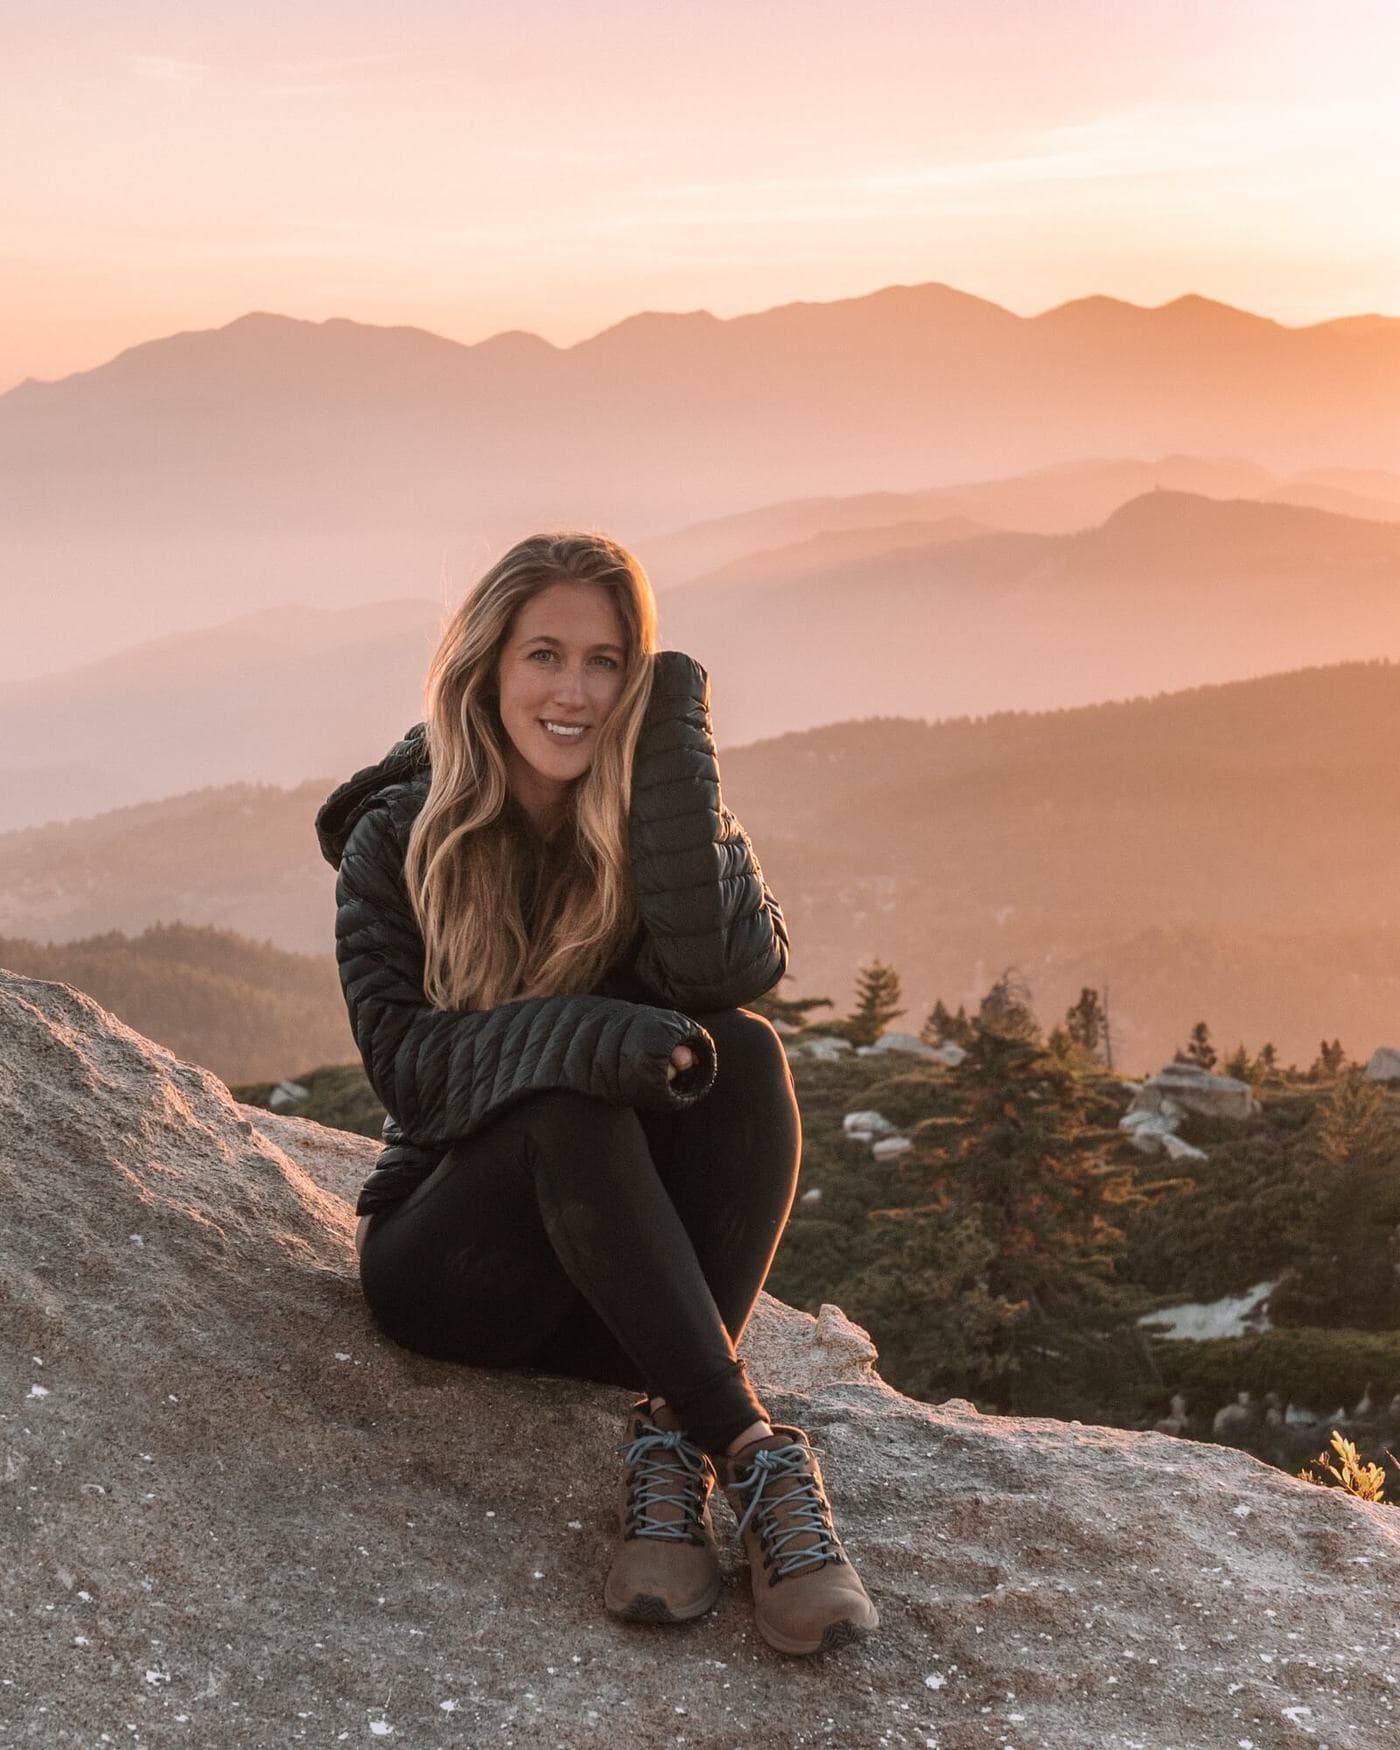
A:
314,652,789,1216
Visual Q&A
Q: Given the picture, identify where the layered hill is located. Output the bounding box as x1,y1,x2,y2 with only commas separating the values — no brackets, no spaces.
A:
6,490,1400,826
4,660,1400,1071
5,279,1400,676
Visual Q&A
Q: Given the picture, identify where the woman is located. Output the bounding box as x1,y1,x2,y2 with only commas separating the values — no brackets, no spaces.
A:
314,532,877,1657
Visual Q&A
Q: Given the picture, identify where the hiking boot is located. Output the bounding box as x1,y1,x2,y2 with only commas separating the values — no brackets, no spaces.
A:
720,1423,878,1655
603,1397,721,1623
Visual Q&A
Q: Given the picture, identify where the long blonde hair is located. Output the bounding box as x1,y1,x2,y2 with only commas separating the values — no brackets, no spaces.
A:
404,532,659,1010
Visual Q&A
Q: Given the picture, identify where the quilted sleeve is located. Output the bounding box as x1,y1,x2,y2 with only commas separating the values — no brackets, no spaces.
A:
335,799,718,1148
628,651,790,1012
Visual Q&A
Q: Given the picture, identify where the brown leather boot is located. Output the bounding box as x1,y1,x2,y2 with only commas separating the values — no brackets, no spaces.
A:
719,1423,878,1655
603,1397,721,1624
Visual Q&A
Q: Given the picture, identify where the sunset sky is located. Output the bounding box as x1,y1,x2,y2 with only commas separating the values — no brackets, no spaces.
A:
3,0,1397,392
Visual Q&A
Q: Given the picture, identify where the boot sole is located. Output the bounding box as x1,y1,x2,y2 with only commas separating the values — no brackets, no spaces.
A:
607,1577,721,1624
755,1615,875,1656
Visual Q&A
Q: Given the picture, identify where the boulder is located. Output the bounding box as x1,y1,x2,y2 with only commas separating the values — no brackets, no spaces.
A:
1366,1046,1400,1083
268,1077,310,1110
5,967,1400,1748
1159,1131,1209,1164
790,1034,854,1061
855,1032,942,1062
843,1109,899,1140
1128,1062,1260,1123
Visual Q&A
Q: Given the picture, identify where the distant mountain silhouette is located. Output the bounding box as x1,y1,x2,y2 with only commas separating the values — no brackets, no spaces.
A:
0,598,445,831
6,490,1400,830
4,658,1400,1073
4,280,1399,677
659,491,1400,740
646,456,1400,584
676,516,993,594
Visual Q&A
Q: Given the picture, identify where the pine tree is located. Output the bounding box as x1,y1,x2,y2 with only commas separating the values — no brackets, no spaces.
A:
922,999,955,1046
1065,987,1108,1062
1257,1042,1278,1073
828,1208,1023,1405
978,966,1040,1042
1272,1067,1400,1326
921,998,974,1048
1181,1021,1217,1070
939,1027,1145,1412
1223,1043,1253,1081
845,957,905,1047
1309,1038,1347,1079
751,985,834,1030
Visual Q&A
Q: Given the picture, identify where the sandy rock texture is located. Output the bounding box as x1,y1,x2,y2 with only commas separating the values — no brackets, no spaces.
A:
3,967,1399,1749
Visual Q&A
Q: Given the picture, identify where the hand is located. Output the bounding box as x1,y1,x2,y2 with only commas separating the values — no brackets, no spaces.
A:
666,1043,696,1084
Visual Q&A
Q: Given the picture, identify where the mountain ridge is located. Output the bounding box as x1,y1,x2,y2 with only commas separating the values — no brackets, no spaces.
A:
13,280,1400,401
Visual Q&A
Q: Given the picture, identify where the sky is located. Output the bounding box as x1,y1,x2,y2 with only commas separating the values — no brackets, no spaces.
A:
2,0,1398,391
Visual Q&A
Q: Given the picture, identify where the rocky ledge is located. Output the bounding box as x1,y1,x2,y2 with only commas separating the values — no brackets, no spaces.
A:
3,968,1397,1748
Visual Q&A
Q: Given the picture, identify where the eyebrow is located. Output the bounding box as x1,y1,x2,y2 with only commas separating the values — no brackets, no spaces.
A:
523,635,626,656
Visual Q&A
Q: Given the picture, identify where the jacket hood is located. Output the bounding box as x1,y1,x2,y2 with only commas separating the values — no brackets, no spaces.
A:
315,723,430,868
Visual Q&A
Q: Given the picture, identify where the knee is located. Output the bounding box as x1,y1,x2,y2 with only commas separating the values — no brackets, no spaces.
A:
509,1087,643,1160
517,1087,634,1124
696,1007,793,1081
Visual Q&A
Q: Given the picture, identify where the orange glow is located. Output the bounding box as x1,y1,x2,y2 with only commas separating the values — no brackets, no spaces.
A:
2,4,1398,388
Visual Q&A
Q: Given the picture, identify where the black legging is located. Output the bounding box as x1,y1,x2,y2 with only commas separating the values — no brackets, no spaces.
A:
357,1007,801,1456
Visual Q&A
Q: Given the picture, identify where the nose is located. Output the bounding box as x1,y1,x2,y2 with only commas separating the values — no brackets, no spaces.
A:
551,664,587,704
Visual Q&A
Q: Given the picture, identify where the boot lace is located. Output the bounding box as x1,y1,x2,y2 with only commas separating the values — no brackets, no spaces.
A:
728,1443,843,1579
619,1427,713,1544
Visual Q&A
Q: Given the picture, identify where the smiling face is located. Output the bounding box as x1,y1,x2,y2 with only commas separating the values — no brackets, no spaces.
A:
494,578,630,837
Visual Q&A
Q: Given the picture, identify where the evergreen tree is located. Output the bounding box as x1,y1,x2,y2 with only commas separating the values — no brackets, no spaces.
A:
934,1028,1144,1412
1064,987,1107,1059
978,966,1040,1042
845,957,905,1047
829,1208,1024,1405
922,998,954,1046
1046,1023,1076,1065
751,982,834,1030
1257,1041,1279,1074
1180,1021,1217,1070
921,998,974,1048
1309,1038,1347,1080
1272,1067,1400,1327
1223,1043,1253,1081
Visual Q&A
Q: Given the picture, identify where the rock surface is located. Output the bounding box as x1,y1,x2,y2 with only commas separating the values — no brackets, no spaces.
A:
1366,1045,1400,1083
4,966,1399,1749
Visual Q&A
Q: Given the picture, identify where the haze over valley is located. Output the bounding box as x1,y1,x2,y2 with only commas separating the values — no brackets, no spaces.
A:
4,658,1398,1079
5,286,1400,681
6,277,1400,1079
